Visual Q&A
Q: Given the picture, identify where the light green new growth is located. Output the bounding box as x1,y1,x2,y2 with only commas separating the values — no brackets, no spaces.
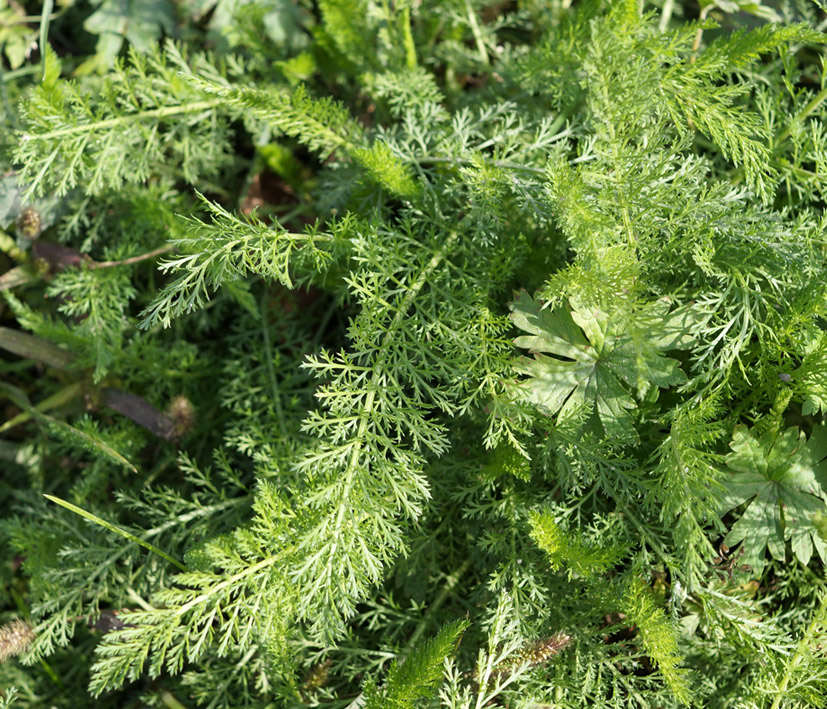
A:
529,510,624,578
621,579,692,704
362,620,468,708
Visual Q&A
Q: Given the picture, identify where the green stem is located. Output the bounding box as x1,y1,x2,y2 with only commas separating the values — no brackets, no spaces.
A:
415,156,546,175
312,299,340,350
160,691,188,709
88,244,175,269
331,232,461,548
464,0,490,66
610,138,636,247
406,557,472,651
730,82,827,188
690,6,712,62
44,495,187,571
0,381,83,434
620,502,670,563
125,587,154,612
401,5,417,70
143,498,244,539
770,593,827,709
3,65,43,81
659,0,675,32
39,0,55,80
21,100,223,142
177,555,280,616
774,83,827,147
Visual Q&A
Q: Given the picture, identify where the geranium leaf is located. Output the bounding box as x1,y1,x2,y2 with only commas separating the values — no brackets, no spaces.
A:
511,292,695,441
721,425,827,575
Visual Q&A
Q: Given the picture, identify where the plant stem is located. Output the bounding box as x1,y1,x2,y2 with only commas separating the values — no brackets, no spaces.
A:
39,0,55,80
619,502,670,564
730,83,827,188
44,495,187,571
177,555,281,617
690,7,711,64
160,690,188,709
465,0,490,66
659,0,675,32
769,593,827,709
774,83,827,147
415,156,546,175
20,100,223,142
401,5,417,70
88,244,175,269
406,557,472,651
0,381,82,434
331,232,461,553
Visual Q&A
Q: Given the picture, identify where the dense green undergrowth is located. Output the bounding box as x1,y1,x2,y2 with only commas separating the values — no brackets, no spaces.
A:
3,0,827,706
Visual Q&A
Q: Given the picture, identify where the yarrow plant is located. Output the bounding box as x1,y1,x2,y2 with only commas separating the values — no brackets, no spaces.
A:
2,0,827,706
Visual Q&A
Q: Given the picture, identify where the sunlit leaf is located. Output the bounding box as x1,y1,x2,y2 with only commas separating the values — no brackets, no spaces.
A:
721,425,827,576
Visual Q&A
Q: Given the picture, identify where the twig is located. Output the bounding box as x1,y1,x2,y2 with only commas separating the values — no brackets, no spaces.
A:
659,0,675,32
690,7,712,64
87,244,175,269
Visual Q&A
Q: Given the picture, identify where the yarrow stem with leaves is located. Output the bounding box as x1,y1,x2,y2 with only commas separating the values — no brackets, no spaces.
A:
3,0,827,707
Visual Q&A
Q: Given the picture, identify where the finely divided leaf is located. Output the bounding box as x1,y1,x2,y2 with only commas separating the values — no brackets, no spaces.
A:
362,620,468,709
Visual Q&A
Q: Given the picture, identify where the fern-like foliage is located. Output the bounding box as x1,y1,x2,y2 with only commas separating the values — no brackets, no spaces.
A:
362,620,467,708
14,45,237,197
4,1,827,708
650,397,727,590
89,481,292,695
139,196,335,329
620,578,692,704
